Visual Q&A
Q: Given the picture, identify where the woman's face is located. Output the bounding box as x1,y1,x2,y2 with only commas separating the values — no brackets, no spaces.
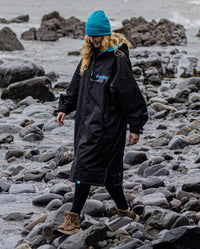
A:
88,36,103,48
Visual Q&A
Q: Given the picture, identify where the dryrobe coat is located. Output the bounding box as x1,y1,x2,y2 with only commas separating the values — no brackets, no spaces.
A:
58,44,148,186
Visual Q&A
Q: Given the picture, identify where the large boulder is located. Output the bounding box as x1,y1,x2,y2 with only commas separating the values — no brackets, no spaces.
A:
1,76,55,102
152,226,200,249
0,27,24,51
21,11,85,41
0,15,29,24
0,61,45,88
114,17,187,47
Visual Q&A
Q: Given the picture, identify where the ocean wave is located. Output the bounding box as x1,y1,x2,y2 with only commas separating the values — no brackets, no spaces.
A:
188,0,200,5
170,11,200,29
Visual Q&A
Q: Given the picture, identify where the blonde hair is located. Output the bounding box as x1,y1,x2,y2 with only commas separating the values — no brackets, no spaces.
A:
80,32,131,75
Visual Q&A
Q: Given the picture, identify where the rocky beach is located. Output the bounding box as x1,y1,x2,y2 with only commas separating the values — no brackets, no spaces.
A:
0,0,200,248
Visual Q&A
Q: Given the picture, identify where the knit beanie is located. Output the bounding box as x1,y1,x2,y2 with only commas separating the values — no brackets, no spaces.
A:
85,10,111,36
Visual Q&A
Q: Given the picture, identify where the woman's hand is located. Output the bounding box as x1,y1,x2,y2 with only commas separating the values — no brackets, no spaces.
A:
57,112,66,125
129,133,139,145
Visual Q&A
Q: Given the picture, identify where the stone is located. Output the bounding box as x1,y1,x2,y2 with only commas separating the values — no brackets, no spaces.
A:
23,133,43,142
0,27,24,51
9,184,35,194
63,192,74,203
133,193,169,208
82,199,106,217
177,77,200,90
152,110,169,119
0,134,14,144
37,245,56,249
36,26,58,41
142,177,165,189
32,193,63,206
23,170,46,181
46,199,63,211
58,223,109,249
168,135,190,149
143,164,167,178
182,180,200,194
50,183,72,196
6,149,24,159
45,203,72,226
15,244,32,249
0,61,44,87
1,76,55,102
124,151,147,165
152,226,200,249
150,102,176,112
0,123,21,134
144,206,189,239
114,17,186,47
54,82,69,89
39,150,56,162
116,239,144,249
2,211,32,221
54,145,74,166
187,134,200,145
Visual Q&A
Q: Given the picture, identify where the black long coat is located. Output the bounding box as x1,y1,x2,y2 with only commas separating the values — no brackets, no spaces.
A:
58,44,148,186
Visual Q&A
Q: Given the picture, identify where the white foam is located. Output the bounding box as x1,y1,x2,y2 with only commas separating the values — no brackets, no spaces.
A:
170,10,200,29
188,0,200,5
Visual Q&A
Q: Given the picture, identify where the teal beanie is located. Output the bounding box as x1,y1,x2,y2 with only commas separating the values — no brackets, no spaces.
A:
85,10,111,36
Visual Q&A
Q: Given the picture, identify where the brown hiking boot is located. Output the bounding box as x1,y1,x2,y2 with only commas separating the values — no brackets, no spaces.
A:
56,211,82,235
116,208,140,222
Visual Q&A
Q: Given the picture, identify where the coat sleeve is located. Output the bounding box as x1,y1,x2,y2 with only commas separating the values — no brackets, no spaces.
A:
111,53,148,134
58,61,81,115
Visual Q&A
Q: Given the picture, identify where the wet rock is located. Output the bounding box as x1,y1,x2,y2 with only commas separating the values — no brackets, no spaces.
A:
82,199,106,217
182,180,200,194
0,15,29,24
45,203,72,226
150,102,176,112
0,123,21,134
36,26,58,41
1,76,55,102
144,206,189,239
15,244,32,249
24,170,46,181
133,193,169,208
177,77,200,90
0,27,24,51
50,183,72,196
143,164,168,178
46,199,63,211
39,150,56,162
54,145,74,166
187,134,200,145
63,192,74,203
0,61,44,87
21,28,37,40
20,125,43,138
38,245,56,249
152,110,169,119
6,149,24,159
168,135,190,149
114,17,186,47
0,179,10,192
195,153,200,163
54,82,69,89
9,184,35,194
23,133,43,142
124,151,147,165
58,223,109,249
183,199,200,211
152,226,200,249
32,193,63,206
68,50,81,56
116,239,144,249
2,212,32,221
142,177,165,189
21,11,86,41
0,134,14,144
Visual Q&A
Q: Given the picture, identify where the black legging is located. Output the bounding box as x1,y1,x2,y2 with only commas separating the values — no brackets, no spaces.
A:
71,181,128,215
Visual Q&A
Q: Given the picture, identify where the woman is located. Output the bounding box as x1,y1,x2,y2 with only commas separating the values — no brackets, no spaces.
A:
56,10,148,235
